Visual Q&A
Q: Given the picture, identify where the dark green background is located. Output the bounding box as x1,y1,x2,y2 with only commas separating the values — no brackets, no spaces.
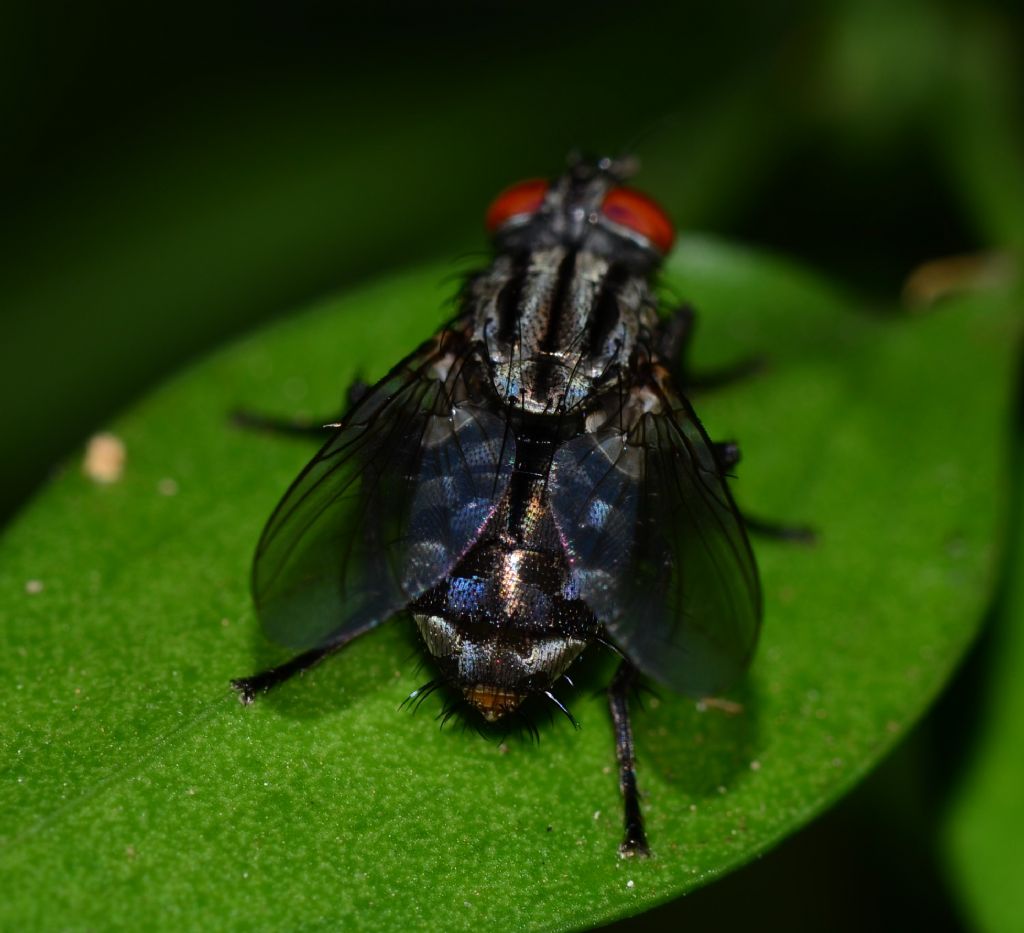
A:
3,2,1022,929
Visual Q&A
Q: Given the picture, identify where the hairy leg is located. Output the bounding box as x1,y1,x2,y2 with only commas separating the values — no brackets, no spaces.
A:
658,302,766,391
608,661,650,857
230,377,370,440
231,619,379,703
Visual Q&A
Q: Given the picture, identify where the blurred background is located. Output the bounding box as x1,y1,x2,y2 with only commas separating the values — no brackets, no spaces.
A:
2,1,1022,929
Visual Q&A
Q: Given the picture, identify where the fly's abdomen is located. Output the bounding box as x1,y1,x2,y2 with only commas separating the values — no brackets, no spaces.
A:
411,431,598,721
412,536,598,719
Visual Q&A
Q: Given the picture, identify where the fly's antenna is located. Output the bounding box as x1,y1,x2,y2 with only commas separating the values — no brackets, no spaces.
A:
566,151,639,184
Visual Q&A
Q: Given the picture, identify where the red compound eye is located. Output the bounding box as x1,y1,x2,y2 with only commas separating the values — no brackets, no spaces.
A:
600,187,675,254
485,178,549,233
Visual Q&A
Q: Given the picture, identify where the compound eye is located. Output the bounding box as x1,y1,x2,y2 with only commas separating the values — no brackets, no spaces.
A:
485,178,549,233
600,187,675,254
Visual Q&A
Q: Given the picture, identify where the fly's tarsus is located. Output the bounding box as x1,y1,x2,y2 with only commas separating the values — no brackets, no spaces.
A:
230,645,335,703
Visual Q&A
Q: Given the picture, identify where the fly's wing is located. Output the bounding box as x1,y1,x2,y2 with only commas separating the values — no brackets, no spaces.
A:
549,393,761,697
253,335,515,650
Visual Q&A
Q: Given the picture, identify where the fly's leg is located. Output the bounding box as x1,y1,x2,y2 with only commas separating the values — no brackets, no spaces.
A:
608,660,650,857
713,440,815,541
742,513,816,543
713,440,741,471
656,303,696,362
345,377,370,407
658,302,765,390
231,620,377,704
685,356,766,392
230,377,369,439
231,647,336,703
230,410,333,439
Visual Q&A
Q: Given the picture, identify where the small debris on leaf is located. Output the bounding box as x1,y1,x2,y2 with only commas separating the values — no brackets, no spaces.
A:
697,696,744,715
82,432,125,484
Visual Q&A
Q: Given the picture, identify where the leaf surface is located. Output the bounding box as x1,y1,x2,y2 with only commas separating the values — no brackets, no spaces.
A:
0,237,1017,930
944,407,1024,933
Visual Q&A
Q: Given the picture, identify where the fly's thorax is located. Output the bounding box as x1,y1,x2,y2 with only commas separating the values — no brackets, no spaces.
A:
468,245,653,414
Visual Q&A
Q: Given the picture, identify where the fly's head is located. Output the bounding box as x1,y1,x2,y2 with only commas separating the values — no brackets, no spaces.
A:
485,155,675,272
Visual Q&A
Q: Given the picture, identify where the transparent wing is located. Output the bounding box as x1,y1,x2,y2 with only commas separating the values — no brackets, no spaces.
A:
253,335,515,650
549,394,761,696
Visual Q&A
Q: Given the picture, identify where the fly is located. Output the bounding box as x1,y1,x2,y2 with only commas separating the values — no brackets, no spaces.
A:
231,155,807,856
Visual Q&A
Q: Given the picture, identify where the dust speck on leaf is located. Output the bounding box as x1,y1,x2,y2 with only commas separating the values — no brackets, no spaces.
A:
83,432,125,484
697,697,744,715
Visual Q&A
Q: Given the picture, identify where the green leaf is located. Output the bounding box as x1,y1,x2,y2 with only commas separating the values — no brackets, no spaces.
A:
0,238,1016,930
943,440,1024,931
